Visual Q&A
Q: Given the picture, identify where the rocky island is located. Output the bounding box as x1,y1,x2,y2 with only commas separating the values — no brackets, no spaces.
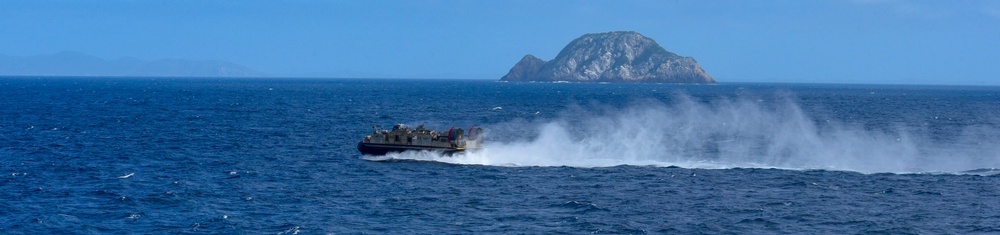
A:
501,31,715,84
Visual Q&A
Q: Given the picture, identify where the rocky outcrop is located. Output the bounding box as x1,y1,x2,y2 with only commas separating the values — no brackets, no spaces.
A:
499,54,546,81
500,31,715,84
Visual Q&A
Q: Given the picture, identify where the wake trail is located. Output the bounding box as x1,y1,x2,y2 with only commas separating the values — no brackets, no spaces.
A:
380,94,1000,174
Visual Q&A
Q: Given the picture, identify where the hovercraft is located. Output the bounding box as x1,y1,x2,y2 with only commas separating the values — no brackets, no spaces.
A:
358,124,483,156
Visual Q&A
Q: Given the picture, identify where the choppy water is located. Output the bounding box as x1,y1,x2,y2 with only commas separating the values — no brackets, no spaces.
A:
2,77,999,233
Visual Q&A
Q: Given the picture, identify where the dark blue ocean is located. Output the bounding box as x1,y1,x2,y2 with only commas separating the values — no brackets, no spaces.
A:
2,77,999,234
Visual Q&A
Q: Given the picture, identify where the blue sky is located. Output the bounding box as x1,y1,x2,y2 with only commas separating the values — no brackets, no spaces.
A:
2,0,999,85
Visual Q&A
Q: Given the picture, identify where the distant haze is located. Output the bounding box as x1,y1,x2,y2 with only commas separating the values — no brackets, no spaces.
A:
0,51,262,77
1,1,998,85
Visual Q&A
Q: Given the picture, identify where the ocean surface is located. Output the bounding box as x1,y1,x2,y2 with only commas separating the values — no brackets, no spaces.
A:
2,77,999,234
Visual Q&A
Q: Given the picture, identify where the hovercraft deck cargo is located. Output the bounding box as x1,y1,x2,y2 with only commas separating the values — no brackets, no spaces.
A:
358,124,483,155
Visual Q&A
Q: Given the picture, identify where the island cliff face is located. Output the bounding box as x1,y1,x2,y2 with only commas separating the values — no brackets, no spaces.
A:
501,31,715,84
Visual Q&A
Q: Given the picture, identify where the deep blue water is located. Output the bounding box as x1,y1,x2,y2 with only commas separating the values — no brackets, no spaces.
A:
2,77,1000,234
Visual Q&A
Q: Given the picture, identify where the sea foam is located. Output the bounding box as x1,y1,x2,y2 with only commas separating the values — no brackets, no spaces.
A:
388,94,1000,174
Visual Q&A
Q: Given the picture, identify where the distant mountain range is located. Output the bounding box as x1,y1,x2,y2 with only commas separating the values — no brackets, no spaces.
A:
0,51,264,77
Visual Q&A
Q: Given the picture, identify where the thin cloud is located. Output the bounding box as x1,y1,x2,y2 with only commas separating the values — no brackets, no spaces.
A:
848,0,953,18
849,0,1000,20
984,2,1000,19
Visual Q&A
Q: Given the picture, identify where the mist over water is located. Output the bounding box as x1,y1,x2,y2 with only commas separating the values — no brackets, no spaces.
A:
387,94,1000,174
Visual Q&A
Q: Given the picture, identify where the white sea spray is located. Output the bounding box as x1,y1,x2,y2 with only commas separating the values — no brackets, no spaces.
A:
394,94,1000,174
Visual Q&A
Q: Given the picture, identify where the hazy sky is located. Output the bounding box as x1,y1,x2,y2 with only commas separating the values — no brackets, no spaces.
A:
2,0,999,85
